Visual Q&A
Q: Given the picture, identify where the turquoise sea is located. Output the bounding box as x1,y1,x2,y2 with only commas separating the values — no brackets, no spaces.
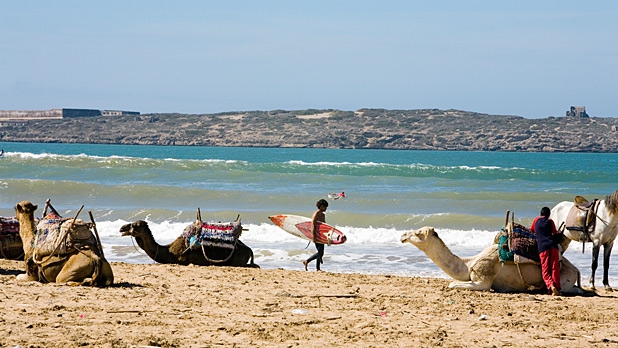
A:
1,141,618,284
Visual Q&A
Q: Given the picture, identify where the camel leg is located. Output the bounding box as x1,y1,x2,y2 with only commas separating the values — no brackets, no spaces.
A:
54,253,97,285
16,274,34,281
448,279,493,291
603,241,614,291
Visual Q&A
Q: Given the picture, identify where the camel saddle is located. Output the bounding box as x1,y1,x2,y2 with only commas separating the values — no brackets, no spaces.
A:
564,196,600,243
509,223,539,263
34,214,98,258
498,222,540,264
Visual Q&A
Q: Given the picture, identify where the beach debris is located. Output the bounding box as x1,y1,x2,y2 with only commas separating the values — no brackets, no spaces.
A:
478,314,487,320
379,311,387,317
291,309,309,315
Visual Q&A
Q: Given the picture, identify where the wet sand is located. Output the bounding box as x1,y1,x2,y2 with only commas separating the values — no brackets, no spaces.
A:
1,259,618,347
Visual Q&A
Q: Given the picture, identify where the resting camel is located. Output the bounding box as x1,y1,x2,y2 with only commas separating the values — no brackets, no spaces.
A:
0,235,24,260
14,201,114,286
0,218,24,260
401,226,583,294
120,220,259,268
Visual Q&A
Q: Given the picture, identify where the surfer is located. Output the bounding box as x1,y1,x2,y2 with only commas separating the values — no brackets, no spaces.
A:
329,191,345,200
0,149,3,157
302,199,329,271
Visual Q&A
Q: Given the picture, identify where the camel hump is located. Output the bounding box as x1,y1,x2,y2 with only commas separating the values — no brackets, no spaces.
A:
574,195,589,205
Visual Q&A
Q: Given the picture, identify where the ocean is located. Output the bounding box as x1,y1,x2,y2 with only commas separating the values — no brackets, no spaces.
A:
2,141,618,284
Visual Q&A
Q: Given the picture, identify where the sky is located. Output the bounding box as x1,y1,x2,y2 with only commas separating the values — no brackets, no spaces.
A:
1,1,617,118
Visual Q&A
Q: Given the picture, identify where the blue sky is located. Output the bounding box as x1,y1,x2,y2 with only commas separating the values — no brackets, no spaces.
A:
1,1,617,118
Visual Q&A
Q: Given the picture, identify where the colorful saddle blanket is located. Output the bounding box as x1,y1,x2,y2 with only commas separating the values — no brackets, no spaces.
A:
34,214,97,257
183,221,242,250
0,217,20,236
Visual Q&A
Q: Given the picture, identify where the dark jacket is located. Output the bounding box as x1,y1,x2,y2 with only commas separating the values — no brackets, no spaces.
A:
531,216,560,253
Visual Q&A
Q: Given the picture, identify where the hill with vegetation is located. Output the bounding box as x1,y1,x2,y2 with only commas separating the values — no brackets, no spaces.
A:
2,108,618,152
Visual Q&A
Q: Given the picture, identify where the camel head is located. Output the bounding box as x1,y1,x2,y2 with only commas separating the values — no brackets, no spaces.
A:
14,201,38,220
400,226,437,250
120,220,151,238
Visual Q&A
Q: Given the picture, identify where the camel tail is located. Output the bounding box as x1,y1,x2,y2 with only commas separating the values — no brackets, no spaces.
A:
248,249,258,268
246,246,260,268
237,240,260,268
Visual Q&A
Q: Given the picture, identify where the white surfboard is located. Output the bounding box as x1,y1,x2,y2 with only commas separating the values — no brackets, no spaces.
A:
269,214,347,245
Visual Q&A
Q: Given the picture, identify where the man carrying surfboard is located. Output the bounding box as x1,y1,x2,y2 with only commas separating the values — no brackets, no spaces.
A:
303,199,329,271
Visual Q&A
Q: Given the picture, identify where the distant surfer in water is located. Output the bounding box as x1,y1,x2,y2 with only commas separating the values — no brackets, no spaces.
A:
0,149,4,157
303,199,329,271
328,191,345,200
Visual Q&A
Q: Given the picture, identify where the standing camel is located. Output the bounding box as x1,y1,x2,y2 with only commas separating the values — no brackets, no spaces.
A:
14,201,114,286
551,190,618,290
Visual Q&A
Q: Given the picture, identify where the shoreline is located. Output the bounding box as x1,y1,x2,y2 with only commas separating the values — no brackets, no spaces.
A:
1,259,618,347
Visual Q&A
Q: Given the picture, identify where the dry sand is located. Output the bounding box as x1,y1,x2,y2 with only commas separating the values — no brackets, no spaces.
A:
1,259,618,348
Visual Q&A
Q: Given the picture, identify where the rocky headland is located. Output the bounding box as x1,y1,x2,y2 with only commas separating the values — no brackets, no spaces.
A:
2,108,618,152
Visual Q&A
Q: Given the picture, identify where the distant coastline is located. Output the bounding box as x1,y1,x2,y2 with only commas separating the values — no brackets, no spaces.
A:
1,108,618,152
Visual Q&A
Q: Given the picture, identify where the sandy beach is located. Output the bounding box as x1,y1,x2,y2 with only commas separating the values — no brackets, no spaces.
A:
1,259,618,347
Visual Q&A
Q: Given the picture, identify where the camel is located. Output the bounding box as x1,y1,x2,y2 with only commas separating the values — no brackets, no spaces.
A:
401,226,583,294
120,220,259,268
14,201,114,286
0,234,23,260
0,217,24,260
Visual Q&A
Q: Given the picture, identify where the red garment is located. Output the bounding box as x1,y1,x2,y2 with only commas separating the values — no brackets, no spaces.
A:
539,248,561,292
530,216,559,251
531,215,561,292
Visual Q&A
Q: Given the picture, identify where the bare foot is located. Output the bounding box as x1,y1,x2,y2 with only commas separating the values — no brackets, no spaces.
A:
302,260,308,271
316,269,323,272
